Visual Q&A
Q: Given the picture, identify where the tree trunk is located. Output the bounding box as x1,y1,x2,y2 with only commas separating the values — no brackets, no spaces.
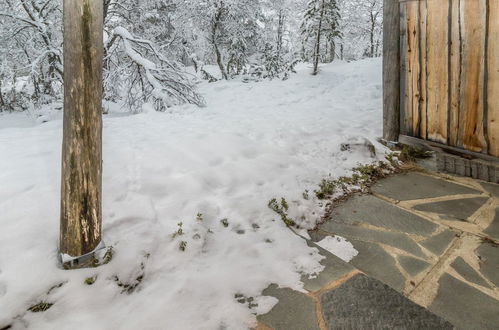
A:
382,0,400,142
330,41,336,62
212,8,228,80
313,0,325,75
60,0,103,260
370,12,375,57
276,11,284,59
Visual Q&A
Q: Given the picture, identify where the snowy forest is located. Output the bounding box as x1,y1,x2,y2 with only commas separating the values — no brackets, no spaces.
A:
0,0,382,112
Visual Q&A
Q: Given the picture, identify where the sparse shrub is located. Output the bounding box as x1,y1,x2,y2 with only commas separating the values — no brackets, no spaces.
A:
268,198,295,227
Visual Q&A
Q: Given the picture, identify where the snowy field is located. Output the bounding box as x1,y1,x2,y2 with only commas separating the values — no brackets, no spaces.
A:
0,59,387,330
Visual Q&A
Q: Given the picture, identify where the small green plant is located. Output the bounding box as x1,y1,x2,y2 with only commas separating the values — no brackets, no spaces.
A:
220,218,229,227
196,213,203,222
84,276,96,285
113,274,144,294
268,198,295,227
28,302,53,313
102,247,114,265
172,222,184,239
398,144,432,162
302,190,309,200
179,241,187,251
314,161,393,199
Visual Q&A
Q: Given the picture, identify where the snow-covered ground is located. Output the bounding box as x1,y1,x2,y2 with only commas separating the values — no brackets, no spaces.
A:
0,59,387,330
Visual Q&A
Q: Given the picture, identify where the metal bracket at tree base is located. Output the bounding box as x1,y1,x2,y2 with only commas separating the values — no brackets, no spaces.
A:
59,240,106,269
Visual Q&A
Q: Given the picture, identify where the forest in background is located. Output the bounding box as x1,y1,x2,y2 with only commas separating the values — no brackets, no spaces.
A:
0,0,382,112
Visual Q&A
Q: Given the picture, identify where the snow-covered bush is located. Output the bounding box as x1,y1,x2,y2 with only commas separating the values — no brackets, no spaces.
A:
104,27,205,111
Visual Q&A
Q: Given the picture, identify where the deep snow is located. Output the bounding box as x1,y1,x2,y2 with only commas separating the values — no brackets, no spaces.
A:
0,59,387,330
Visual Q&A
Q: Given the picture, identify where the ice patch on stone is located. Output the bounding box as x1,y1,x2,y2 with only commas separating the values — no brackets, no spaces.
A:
317,236,359,262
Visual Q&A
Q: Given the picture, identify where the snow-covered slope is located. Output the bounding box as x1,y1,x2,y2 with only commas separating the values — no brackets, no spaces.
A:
0,59,387,330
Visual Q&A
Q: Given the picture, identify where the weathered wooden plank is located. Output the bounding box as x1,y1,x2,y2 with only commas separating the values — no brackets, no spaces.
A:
400,2,407,135
418,0,428,139
488,0,499,157
383,0,401,141
403,1,421,137
457,0,487,153
425,0,449,144
448,0,461,146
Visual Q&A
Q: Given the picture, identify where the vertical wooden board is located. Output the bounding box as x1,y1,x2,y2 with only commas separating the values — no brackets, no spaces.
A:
403,1,421,137
448,0,461,146
418,0,428,139
488,0,499,157
426,0,449,144
457,0,487,153
400,2,408,135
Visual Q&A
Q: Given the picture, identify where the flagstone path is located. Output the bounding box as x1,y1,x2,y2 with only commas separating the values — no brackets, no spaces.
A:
256,169,499,330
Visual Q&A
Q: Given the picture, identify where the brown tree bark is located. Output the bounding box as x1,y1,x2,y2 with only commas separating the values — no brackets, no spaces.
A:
383,0,400,142
60,0,103,259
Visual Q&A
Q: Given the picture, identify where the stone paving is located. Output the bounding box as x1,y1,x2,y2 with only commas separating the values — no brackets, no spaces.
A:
257,169,499,330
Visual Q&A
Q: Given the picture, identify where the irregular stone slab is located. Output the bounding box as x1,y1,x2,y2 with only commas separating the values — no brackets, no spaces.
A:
258,285,320,330
430,274,499,330
420,230,456,255
413,197,488,222
451,257,491,288
397,255,431,277
372,172,480,201
483,208,499,241
348,239,406,292
302,240,355,293
481,182,499,197
321,274,453,330
329,195,438,236
476,243,499,287
319,221,426,258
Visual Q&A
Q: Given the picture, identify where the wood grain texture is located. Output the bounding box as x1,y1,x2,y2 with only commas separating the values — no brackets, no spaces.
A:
457,0,487,153
400,0,497,158
60,0,103,257
448,0,461,146
383,0,401,141
418,0,428,139
403,1,421,137
425,0,449,144
488,0,499,157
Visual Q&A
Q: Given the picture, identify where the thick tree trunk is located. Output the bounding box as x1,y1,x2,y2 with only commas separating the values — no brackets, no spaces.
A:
382,0,400,141
313,0,325,75
60,0,103,259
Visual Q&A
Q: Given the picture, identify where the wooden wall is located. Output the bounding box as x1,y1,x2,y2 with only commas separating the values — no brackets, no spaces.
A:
400,0,499,157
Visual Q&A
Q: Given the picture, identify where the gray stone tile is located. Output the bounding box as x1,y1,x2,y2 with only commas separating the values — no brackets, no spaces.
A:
413,197,488,222
476,243,499,287
420,230,456,255
348,239,406,292
258,285,320,330
319,221,426,258
481,182,499,197
321,274,453,330
451,257,491,288
372,172,480,201
329,194,438,236
397,255,431,277
483,208,499,241
302,240,355,293
430,274,499,330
